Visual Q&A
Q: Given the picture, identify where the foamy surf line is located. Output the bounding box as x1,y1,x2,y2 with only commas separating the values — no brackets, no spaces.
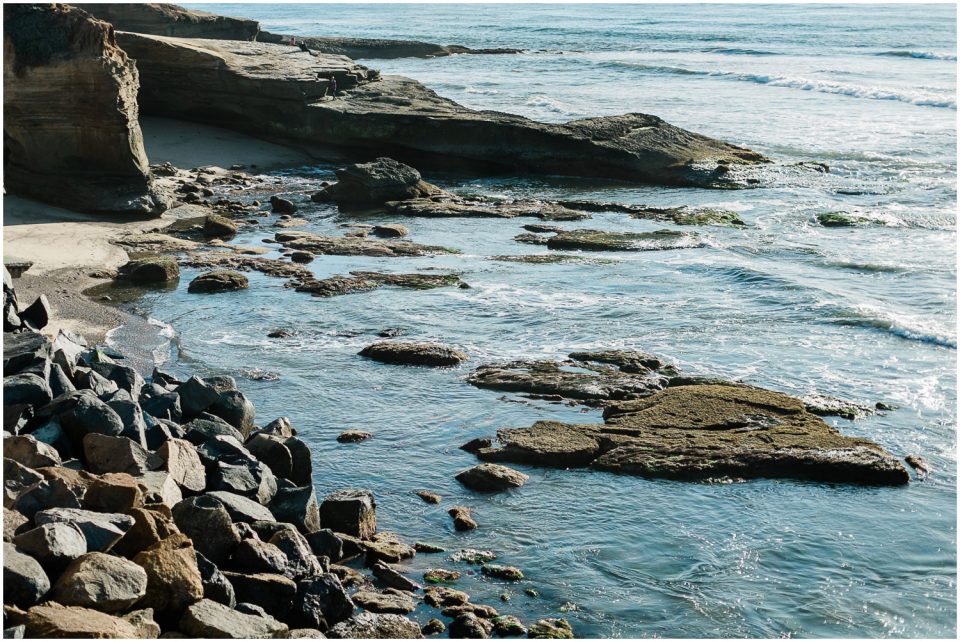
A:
876,50,957,61
829,315,957,349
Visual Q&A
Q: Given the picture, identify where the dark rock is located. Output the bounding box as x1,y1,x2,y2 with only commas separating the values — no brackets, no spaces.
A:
371,561,421,592
35,507,134,553
179,598,288,639
290,573,355,631
222,571,297,619
305,529,344,561
188,270,249,293
46,363,78,398
3,373,52,407
318,158,445,205
267,328,295,338
481,564,524,581
319,489,376,538
195,552,236,607
117,257,180,283
133,533,205,616
456,463,529,492
545,228,702,252
140,391,183,423
271,196,297,214
184,417,245,445
107,399,149,448
372,224,408,238
460,438,493,453
423,619,445,635
415,490,441,504
387,196,586,221
205,375,238,394
14,603,141,638
12,477,82,519
172,495,242,564
283,436,313,487
77,368,119,396
28,417,74,459
906,454,932,477
269,528,325,579
295,271,462,298
208,390,257,439
236,602,271,618
208,460,278,505
230,539,288,575
492,615,527,636
52,552,148,612
3,543,50,607
3,331,51,376
413,542,445,554
290,251,315,264
337,430,372,443
260,416,295,438
245,433,293,480
19,295,51,330
176,376,222,419
270,485,321,534
449,613,492,639
448,506,477,531
358,342,468,367
326,611,422,639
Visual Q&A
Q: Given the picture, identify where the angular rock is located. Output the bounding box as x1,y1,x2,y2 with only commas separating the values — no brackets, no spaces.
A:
270,485,321,534
359,342,467,367
222,571,297,619
112,506,180,558
17,603,141,638
372,562,421,592
184,417,244,445
208,460,277,505
195,552,236,608
188,270,249,294
230,539,288,575
208,390,257,439
135,471,183,508
3,373,52,407
363,532,416,565
83,472,143,513
140,391,182,423
48,363,76,398
423,586,469,607
60,395,126,447
415,490,441,504
172,495,242,564
4,434,61,468
133,533,205,615
245,433,293,480
269,528,325,579
3,508,29,541
319,489,376,538
176,376,222,419
158,438,206,494
108,399,149,448
545,228,702,252
53,552,148,612
305,529,345,562
35,507,134,552
448,506,477,531
207,490,276,522
326,611,422,639
290,573,355,631
121,608,162,638
481,564,524,581
83,432,162,475
284,436,313,486
456,463,529,492
179,599,288,639
3,542,50,607
317,158,445,205
12,477,81,519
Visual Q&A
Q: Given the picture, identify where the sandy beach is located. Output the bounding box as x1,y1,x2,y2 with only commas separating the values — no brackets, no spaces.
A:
2,118,313,343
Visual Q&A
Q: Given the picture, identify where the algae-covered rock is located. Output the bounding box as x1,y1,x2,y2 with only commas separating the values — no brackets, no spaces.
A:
359,342,468,367
545,229,703,252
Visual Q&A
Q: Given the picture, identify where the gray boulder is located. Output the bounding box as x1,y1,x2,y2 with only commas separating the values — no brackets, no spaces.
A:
3,373,52,407
290,573,354,631
207,490,276,523
172,495,242,564
179,598,288,638
319,489,376,538
326,611,423,639
35,507,134,552
83,433,162,475
3,542,50,607
195,552,236,607
269,528,325,580
208,390,256,439
176,376,222,419
270,485,320,534
52,552,148,612
158,438,206,493
455,463,529,492
12,477,82,519
230,539,289,575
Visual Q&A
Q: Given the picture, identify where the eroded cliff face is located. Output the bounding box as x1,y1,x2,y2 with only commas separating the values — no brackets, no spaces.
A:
118,32,768,187
82,3,259,41
3,4,168,215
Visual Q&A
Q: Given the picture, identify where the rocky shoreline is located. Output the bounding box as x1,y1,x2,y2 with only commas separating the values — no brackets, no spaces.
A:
4,272,576,639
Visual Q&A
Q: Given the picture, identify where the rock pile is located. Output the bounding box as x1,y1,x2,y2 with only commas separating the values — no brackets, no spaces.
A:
3,270,556,638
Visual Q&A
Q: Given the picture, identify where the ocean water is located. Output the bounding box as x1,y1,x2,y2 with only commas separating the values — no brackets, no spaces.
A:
123,4,956,637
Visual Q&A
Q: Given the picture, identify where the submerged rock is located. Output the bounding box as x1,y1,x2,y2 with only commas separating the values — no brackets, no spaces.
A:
559,200,746,226
338,430,373,443
528,618,574,639
276,231,457,258
359,342,468,367
544,229,703,252
475,384,910,485
448,506,477,531
386,197,587,221
467,350,675,406
296,271,462,298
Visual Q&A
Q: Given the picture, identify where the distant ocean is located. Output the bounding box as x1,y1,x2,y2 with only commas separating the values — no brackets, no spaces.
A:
123,3,958,637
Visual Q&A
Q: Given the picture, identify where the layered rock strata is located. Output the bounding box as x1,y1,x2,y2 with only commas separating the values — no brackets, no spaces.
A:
3,4,167,214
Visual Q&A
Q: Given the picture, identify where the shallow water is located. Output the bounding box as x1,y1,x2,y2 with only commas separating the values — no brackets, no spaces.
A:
124,4,957,637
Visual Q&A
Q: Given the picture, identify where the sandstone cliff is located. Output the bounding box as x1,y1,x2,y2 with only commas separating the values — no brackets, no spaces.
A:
3,4,168,215
117,32,767,186
82,3,259,41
